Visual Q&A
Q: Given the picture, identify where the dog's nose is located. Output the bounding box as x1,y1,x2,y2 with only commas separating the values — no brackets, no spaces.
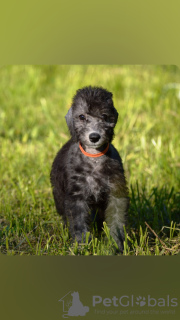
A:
89,132,101,143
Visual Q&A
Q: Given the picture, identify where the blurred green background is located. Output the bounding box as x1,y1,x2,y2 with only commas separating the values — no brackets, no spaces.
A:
0,65,180,255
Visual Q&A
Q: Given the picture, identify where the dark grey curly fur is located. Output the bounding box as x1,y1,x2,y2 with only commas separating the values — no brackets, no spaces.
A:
50,86,129,252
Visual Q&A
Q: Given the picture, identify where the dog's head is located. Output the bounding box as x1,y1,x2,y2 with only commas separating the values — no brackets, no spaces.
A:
65,86,118,148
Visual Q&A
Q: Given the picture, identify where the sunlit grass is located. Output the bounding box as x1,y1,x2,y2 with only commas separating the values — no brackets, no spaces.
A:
0,65,179,255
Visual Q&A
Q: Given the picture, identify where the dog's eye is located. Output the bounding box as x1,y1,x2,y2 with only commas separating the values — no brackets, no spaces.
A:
101,114,108,121
79,114,86,121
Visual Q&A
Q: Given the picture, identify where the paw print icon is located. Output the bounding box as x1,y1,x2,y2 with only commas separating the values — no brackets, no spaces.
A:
136,296,146,307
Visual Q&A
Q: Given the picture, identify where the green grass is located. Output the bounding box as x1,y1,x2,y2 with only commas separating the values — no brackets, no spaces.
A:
0,65,180,255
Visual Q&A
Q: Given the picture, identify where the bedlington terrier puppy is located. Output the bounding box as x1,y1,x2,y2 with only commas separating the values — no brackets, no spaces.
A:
50,86,129,252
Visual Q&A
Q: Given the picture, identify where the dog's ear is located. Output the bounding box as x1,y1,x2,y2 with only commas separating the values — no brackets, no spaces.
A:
65,107,77,140
114,107,119,124
110,107,118,127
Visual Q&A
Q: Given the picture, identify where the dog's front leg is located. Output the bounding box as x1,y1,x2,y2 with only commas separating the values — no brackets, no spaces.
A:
105,196,129,253
64,197,90,243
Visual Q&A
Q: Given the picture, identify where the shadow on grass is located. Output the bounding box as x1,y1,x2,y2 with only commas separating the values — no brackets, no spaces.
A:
128,182,180,237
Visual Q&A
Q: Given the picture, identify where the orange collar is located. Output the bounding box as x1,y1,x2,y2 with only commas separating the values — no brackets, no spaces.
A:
79,142,109,158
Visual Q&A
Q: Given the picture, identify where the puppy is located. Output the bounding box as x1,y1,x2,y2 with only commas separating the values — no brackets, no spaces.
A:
50,86,129,252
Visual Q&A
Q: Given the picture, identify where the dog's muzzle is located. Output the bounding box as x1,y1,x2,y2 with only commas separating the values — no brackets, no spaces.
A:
89,132,101,143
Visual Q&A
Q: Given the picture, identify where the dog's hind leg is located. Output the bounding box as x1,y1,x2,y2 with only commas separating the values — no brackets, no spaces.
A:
105,196,129,253
52,188,65,216
64,197,91,243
